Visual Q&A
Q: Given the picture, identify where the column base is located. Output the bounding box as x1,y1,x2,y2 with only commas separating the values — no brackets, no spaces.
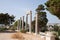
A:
26,32,31,33
34,33,38,35
15,30,19,32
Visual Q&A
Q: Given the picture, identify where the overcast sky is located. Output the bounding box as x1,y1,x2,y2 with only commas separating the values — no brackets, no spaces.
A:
0,0,60,23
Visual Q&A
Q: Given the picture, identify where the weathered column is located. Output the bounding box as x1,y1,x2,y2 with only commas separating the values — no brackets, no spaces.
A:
29,11,32,33
20,17,22,30
35,13,38,34
25,14,28,30
22,16,24,30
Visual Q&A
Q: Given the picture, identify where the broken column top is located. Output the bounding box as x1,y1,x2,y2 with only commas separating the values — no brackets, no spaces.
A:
26,10,32,15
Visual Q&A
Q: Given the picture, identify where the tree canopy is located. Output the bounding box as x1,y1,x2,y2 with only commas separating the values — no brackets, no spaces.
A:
36,5,48,32
45,0,60,19
32,5,48,32
0,13,15,25
36,4,45,12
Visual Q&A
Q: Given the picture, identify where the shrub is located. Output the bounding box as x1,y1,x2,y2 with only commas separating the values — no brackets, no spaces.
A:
58,30,60,36
52,31,59,40
20,29,27,33
0,28,8,31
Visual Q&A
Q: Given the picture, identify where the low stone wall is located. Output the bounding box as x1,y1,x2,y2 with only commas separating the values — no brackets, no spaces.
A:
40,32,55,40
26,32,55,40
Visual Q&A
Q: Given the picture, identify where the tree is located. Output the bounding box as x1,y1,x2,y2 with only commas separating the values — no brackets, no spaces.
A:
36,4,45,12
45,0,60,19
36,4,48,32
53,24,59,31
0,13,15,25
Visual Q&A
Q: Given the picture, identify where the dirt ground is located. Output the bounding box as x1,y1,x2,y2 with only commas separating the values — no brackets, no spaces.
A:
0,32,42,40
0,33,18,40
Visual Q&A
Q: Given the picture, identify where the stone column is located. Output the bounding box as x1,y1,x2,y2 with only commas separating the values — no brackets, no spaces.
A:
22,16,24,30
20,17,22,30
35,13,38,34
25,14,28,30
29,11,32,33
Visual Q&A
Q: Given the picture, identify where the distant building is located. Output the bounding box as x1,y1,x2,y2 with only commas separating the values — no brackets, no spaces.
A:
47,23,60,31
0,24,9,28
0,24,5,28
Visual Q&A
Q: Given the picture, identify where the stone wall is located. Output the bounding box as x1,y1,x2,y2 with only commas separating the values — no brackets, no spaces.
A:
40,32,55,40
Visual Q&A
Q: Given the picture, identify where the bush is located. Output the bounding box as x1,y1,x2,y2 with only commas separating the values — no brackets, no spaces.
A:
52,31,59,40
0,28,8,31
9,26,17,31
55,37,59,40
20,29,27,33
58,30,60,36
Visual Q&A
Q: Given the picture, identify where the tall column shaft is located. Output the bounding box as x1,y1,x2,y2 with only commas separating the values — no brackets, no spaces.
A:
22,16,24,30
35,13,38,34
20,17,22,30
25,14,28,30
29,12,32,33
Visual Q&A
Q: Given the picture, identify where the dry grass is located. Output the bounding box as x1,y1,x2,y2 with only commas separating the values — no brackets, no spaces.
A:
11,32,25,40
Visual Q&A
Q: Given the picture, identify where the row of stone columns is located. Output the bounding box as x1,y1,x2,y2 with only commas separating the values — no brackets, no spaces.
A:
17,11,55,40
17,10,38,34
